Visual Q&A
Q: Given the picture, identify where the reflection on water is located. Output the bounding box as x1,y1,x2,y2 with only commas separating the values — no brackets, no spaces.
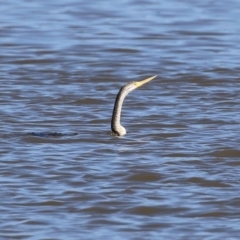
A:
1,0,240,239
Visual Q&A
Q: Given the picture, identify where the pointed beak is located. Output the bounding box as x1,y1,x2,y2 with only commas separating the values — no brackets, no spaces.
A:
134,75,157,88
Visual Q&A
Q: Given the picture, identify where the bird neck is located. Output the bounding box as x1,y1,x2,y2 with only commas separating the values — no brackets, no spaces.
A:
111,86,128,136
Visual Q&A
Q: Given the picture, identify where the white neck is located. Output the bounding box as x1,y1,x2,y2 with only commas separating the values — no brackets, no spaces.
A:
111,85,130,136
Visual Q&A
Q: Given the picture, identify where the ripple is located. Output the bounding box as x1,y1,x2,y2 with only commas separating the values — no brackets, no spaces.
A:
1,0,240,239
212,149,240,158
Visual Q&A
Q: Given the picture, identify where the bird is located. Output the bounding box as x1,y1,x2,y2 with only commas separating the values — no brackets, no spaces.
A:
111,75,157,136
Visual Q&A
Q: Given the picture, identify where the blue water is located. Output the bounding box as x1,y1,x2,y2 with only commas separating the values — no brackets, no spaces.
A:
1,0,240,239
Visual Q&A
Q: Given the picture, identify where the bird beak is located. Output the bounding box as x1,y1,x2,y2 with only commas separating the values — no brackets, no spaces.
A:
134,75,157,88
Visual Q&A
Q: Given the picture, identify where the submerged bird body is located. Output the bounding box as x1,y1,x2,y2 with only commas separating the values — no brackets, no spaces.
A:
111,75,156,136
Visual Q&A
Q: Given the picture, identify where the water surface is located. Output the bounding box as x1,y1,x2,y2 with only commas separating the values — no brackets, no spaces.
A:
1,0,240,239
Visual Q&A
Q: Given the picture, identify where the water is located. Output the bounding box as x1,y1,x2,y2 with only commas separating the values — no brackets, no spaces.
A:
1,0,240,239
